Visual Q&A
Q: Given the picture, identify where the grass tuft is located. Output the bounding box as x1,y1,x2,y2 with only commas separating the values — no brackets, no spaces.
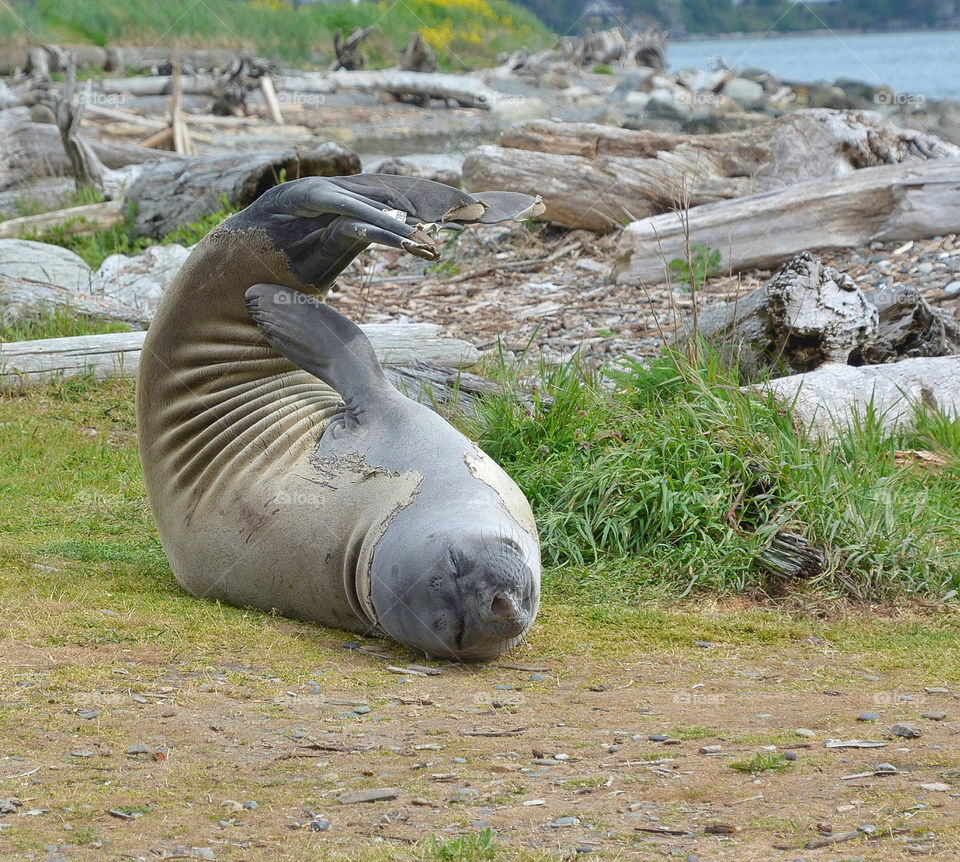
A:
462,348,960,600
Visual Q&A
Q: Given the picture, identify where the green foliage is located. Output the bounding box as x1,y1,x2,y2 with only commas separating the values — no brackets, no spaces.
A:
729,752,790,774
593,63,613,74
0,305,130,342
24,197,236,270
463,348,960,600
0,0,552,69
668,242,722,290
424,828,497,860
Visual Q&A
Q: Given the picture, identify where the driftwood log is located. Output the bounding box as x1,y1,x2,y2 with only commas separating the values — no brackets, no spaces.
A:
0,107,180,191
280,69,502,109
125,143,361,239
693,253,960,378
0,275,147,328
0,200,123,239
56,58,107,195
0,325,481,392
613,158,960,285
756,355,960,441
462,110,960,231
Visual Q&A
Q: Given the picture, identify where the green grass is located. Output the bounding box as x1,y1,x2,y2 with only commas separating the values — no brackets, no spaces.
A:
0,0,552,70
462,348,960,601
729,752,791,775
20,198,236,270
0,304,131,341
425,828,497,860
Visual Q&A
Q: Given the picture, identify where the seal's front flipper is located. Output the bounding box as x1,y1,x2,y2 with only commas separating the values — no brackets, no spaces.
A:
245,283,392,423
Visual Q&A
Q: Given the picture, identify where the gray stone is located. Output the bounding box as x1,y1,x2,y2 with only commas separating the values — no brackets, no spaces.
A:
890,723,922,739
943,280,960,296
549,815,580,827
309,818,330,831
0,239,91,291
490,96,550,123
125,743,150,755
920,710,946,721
857,712,881,722
89,243,191,316
646,88,690,120
364,154,464,189
723,77,765,110
338,787,398,804
795,728,816,738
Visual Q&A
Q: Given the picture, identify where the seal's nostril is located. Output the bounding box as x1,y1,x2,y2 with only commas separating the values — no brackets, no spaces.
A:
491,594,518,620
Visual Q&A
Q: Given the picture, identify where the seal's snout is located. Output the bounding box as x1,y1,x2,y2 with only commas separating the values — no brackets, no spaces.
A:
370,527,540,662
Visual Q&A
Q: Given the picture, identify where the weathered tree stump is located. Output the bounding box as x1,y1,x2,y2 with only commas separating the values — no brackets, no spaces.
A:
55,56,107,195
694,253,960,378
331,26,377,72
124,144,361,239
400,31,438,74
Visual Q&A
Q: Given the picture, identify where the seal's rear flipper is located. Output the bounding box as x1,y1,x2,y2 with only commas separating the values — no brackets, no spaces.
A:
245,283,391,421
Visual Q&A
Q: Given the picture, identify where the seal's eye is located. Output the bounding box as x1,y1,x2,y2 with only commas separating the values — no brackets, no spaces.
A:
500,536,522,554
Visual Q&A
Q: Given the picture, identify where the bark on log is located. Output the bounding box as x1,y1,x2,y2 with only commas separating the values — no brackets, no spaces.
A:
125,144,361,239
613,158,960,285
695,252,878,378
463,110,960,231
0,201,123,239
755,355,960,441
0,107,180,190
0,324,480,392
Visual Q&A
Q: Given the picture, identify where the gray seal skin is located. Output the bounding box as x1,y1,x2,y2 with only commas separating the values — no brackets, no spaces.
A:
137,174,543,660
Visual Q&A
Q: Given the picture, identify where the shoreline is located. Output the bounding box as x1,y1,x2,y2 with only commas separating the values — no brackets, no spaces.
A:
670,24,960,43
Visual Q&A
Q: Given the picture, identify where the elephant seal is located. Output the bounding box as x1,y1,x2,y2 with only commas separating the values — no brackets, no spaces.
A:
137,175,543,660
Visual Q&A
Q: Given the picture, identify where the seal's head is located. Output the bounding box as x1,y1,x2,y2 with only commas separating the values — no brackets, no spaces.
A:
369,508,540,661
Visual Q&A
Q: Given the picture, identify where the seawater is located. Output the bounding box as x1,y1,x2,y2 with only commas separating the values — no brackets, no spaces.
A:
668,29,960,101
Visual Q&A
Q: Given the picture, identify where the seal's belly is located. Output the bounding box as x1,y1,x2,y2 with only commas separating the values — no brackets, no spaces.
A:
156,382,424,631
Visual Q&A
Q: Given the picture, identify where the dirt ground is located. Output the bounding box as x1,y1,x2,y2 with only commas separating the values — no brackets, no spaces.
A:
1,616,957,862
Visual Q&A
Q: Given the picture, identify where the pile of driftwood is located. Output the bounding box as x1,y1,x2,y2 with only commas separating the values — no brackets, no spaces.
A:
689,251,960,440
464,109,960,233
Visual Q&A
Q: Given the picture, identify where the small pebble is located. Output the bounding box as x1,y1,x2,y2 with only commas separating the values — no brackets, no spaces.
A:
784,751,798,761
342,641,359,650
890,724,922,739
694,641,712,648
242,800,258,810
549,816,580,828
452,757,467,764
495,684,514,691
795,728,816,738
125,743,149,756
530,673,548,682
943,280,960,296
924,686,949,694
917,262,934,274
575,847,594,855
919,781,950,792
352,706,371,715
857,712,880,722
77,708,99,721
648,734,668,742
875,762,897,773
607,744,619,753
858,824,877,835
310,818,330,831
553,753,570,761
920,711,946,721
